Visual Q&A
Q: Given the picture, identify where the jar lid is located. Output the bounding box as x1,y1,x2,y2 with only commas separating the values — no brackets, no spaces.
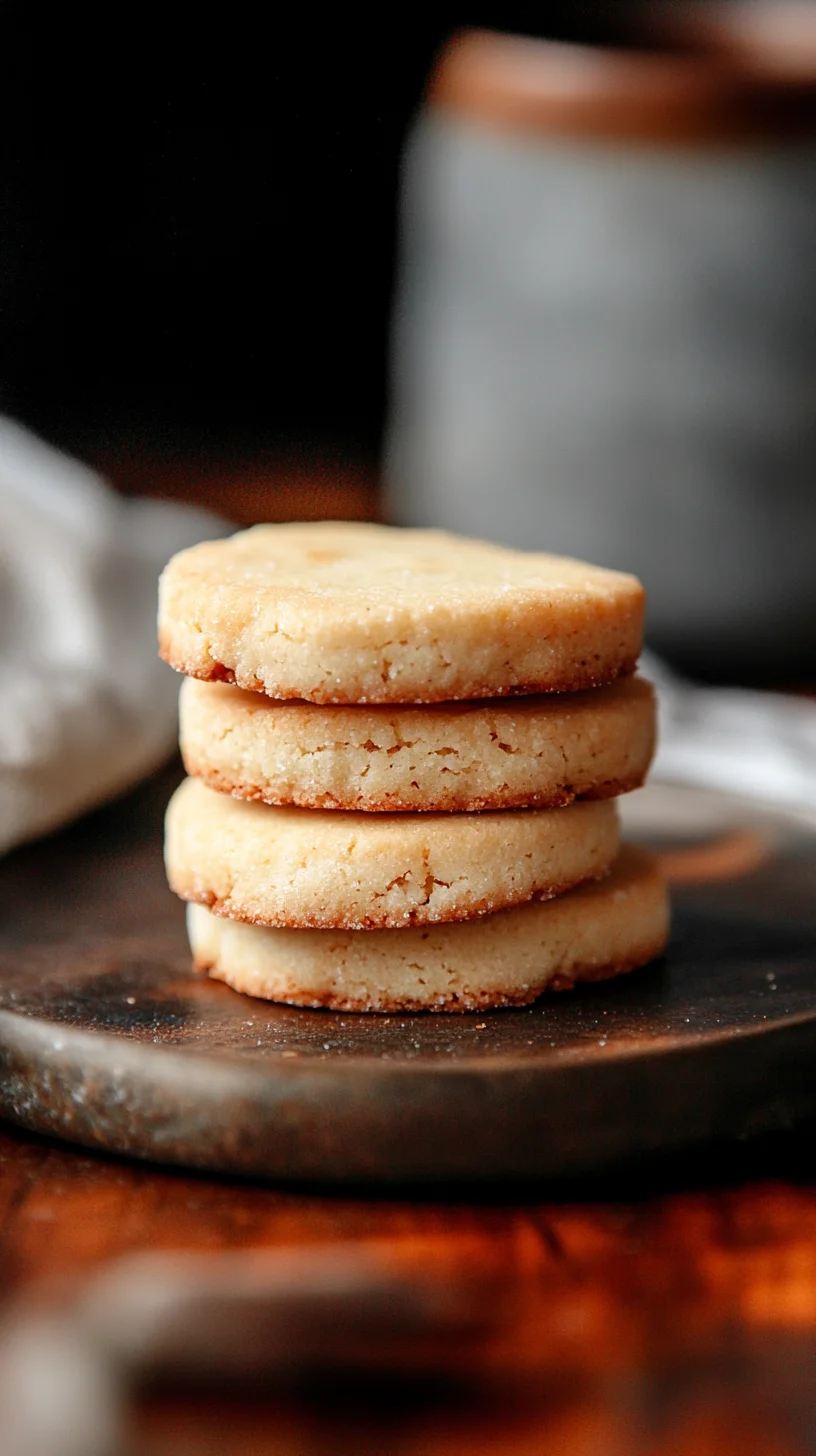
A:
428,5,816,146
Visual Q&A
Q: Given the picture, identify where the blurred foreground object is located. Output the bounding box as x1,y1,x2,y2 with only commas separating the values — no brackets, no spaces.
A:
0,418,224,855
0,1244,498,1456
387,4,816,683
2,1241,815,1456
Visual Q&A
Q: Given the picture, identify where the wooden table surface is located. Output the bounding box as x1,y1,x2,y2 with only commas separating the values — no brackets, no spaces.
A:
2,467,816,1454
2,1114,816,1452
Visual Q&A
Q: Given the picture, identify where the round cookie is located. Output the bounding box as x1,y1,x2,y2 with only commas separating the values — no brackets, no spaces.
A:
187,846,668,1012
159,521,644,704
165,777,620,930
179,675,655,813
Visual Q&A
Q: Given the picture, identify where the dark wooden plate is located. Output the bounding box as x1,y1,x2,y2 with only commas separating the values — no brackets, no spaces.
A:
0,764,814,1183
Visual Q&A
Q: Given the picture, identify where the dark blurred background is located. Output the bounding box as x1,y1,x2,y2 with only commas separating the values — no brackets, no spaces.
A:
0,6,655,490
6,2,815,686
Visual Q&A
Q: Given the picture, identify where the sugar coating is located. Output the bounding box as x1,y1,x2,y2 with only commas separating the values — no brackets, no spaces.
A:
179,675,655,812
187,846,669,1011
165,777,620,930
159,521,645,704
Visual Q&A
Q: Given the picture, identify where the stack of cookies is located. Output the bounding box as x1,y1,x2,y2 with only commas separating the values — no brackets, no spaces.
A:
159,523,668,1012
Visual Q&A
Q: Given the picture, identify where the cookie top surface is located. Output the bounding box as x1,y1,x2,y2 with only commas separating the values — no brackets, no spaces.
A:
159,521,644,704
188,845,669,1012
179,674,656,813
165,776,620,930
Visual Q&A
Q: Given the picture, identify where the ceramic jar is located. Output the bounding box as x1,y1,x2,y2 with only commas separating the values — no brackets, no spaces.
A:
386,11,816,680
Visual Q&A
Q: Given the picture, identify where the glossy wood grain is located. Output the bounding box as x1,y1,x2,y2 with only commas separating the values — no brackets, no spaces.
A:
2,1113,816,1453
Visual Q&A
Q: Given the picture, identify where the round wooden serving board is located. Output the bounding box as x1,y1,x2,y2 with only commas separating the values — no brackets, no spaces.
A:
0,765,814,1183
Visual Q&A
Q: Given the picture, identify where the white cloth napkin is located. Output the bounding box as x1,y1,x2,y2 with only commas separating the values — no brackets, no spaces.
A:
644,651,816,822
0,417,227,855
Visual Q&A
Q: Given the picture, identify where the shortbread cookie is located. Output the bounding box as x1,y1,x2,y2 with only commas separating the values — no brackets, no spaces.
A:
187,846,668,1011
165,777,619,929
180,675,655,813
159,522,644,704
